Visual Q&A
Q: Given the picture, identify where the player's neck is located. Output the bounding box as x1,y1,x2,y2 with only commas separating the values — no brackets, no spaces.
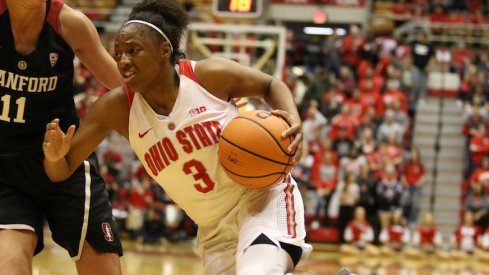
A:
142,73,180,116
144,91,178,117
8,1,46,55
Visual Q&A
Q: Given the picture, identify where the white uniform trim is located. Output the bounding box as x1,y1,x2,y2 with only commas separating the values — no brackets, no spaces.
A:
0,224,35,231
72,160,91,261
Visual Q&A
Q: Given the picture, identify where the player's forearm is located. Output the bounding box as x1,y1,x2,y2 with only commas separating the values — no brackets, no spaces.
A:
264,79,300,116
44,158,75,182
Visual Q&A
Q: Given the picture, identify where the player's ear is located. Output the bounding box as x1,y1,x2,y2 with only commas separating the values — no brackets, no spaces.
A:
161,42,172,57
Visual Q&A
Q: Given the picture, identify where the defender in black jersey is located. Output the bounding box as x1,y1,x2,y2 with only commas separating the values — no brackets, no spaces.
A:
0,0,122,274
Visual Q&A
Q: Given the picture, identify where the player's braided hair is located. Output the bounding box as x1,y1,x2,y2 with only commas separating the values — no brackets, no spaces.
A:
129,0,189,64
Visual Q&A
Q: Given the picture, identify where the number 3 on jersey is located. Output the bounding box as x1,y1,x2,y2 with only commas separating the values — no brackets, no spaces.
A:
183,159,216,193
0,95,26,123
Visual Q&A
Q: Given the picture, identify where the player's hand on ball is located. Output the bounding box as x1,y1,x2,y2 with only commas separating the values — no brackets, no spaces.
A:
270,109,303,163
43,119,76,162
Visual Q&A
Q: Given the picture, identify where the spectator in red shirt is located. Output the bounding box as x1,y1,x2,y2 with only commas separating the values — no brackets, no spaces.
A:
379,79,408,114
451,42,471,75
391,0,411,15
408,213,443,257
469,124,489,175
401,148,426,226
470,9,488,24
384,133,405,168
379,210,410,254
340,25,364,68
340,206,379,256
429,5,448,23
368,141,390,181
102,142,124,181
359,79,381,116
360,65,384,94
463,106,487,178
469,156,489,194
451,211,483,258
345,89,367,120
330,104,358,141
446,10,466,24
316,151,338,225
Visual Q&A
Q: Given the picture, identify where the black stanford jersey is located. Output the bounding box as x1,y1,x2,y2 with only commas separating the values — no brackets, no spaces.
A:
0,0,78,154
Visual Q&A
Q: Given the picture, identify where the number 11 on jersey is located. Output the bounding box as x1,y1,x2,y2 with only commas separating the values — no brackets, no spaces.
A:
0,94,26,123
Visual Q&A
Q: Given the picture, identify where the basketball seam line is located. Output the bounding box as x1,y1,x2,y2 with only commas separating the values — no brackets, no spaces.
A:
222,164,286,178
277,118,295,177
220,136,291,166
233,116,293,157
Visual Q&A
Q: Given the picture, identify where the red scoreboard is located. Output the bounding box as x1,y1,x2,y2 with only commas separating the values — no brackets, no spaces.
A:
213,0,263,18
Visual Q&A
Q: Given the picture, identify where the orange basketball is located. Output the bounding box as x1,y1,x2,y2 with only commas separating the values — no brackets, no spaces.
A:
218,110,295,189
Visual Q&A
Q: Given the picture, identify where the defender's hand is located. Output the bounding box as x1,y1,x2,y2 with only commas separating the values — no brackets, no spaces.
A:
43,119,76,162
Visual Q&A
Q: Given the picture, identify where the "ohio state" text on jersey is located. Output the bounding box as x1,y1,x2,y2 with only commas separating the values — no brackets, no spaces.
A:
144,121,222,176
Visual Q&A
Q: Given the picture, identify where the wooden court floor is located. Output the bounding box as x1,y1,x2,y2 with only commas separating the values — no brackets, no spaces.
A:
32,234,489,275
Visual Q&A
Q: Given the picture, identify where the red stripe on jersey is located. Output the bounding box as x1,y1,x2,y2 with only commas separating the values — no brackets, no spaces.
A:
46,0,64,35
179,60,203,86
123,83,135,109
284,176,297,238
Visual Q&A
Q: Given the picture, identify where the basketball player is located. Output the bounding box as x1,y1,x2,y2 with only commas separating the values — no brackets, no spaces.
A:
43,0,311,274
0,0,123,274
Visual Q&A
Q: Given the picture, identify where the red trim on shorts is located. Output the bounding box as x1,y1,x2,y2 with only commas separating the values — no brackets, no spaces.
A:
46,0,64,35
0,0,6,14
289,183,297,238
284,175,297,238
179,60,203,86
123,83,135,109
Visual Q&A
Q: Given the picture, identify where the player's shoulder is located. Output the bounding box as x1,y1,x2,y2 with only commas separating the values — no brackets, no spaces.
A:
101,86,127,105
89,86,127,114
195,56,238,74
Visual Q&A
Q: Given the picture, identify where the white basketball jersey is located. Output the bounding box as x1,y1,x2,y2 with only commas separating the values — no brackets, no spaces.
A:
126,60,246,226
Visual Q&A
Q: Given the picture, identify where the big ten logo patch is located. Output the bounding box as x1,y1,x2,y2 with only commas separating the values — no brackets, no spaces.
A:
189,106,206,117
101,222,114,242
